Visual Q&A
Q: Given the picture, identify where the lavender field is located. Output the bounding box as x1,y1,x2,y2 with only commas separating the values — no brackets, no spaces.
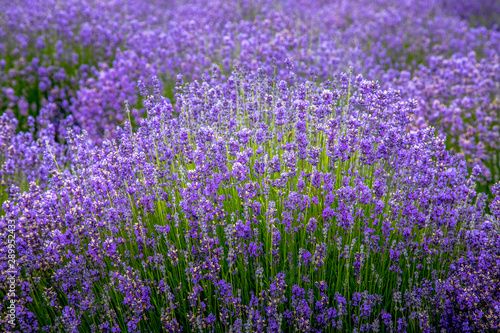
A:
0,0,499,332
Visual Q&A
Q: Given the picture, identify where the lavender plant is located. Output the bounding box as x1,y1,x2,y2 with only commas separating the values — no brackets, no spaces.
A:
441,0,500,28
433,182,500,331
388,52,500,193
0,0,137,133
2,0,500,193
0,0,155,190
1,69,495,332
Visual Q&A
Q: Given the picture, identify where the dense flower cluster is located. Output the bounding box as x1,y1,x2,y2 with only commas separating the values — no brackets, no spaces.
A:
0,0,157,188
441,0,500,28
1,69,495,332
1,0,500,190
433,184,500,331
1,0,500,332
389,52,500,187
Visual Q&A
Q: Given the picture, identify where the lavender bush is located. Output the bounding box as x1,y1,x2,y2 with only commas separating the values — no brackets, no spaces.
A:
1,69,497,332
60,0,500,146
388,52,500,191
1,0,500,332
2,0,500,189
0,0,149,190
433,182,500,331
